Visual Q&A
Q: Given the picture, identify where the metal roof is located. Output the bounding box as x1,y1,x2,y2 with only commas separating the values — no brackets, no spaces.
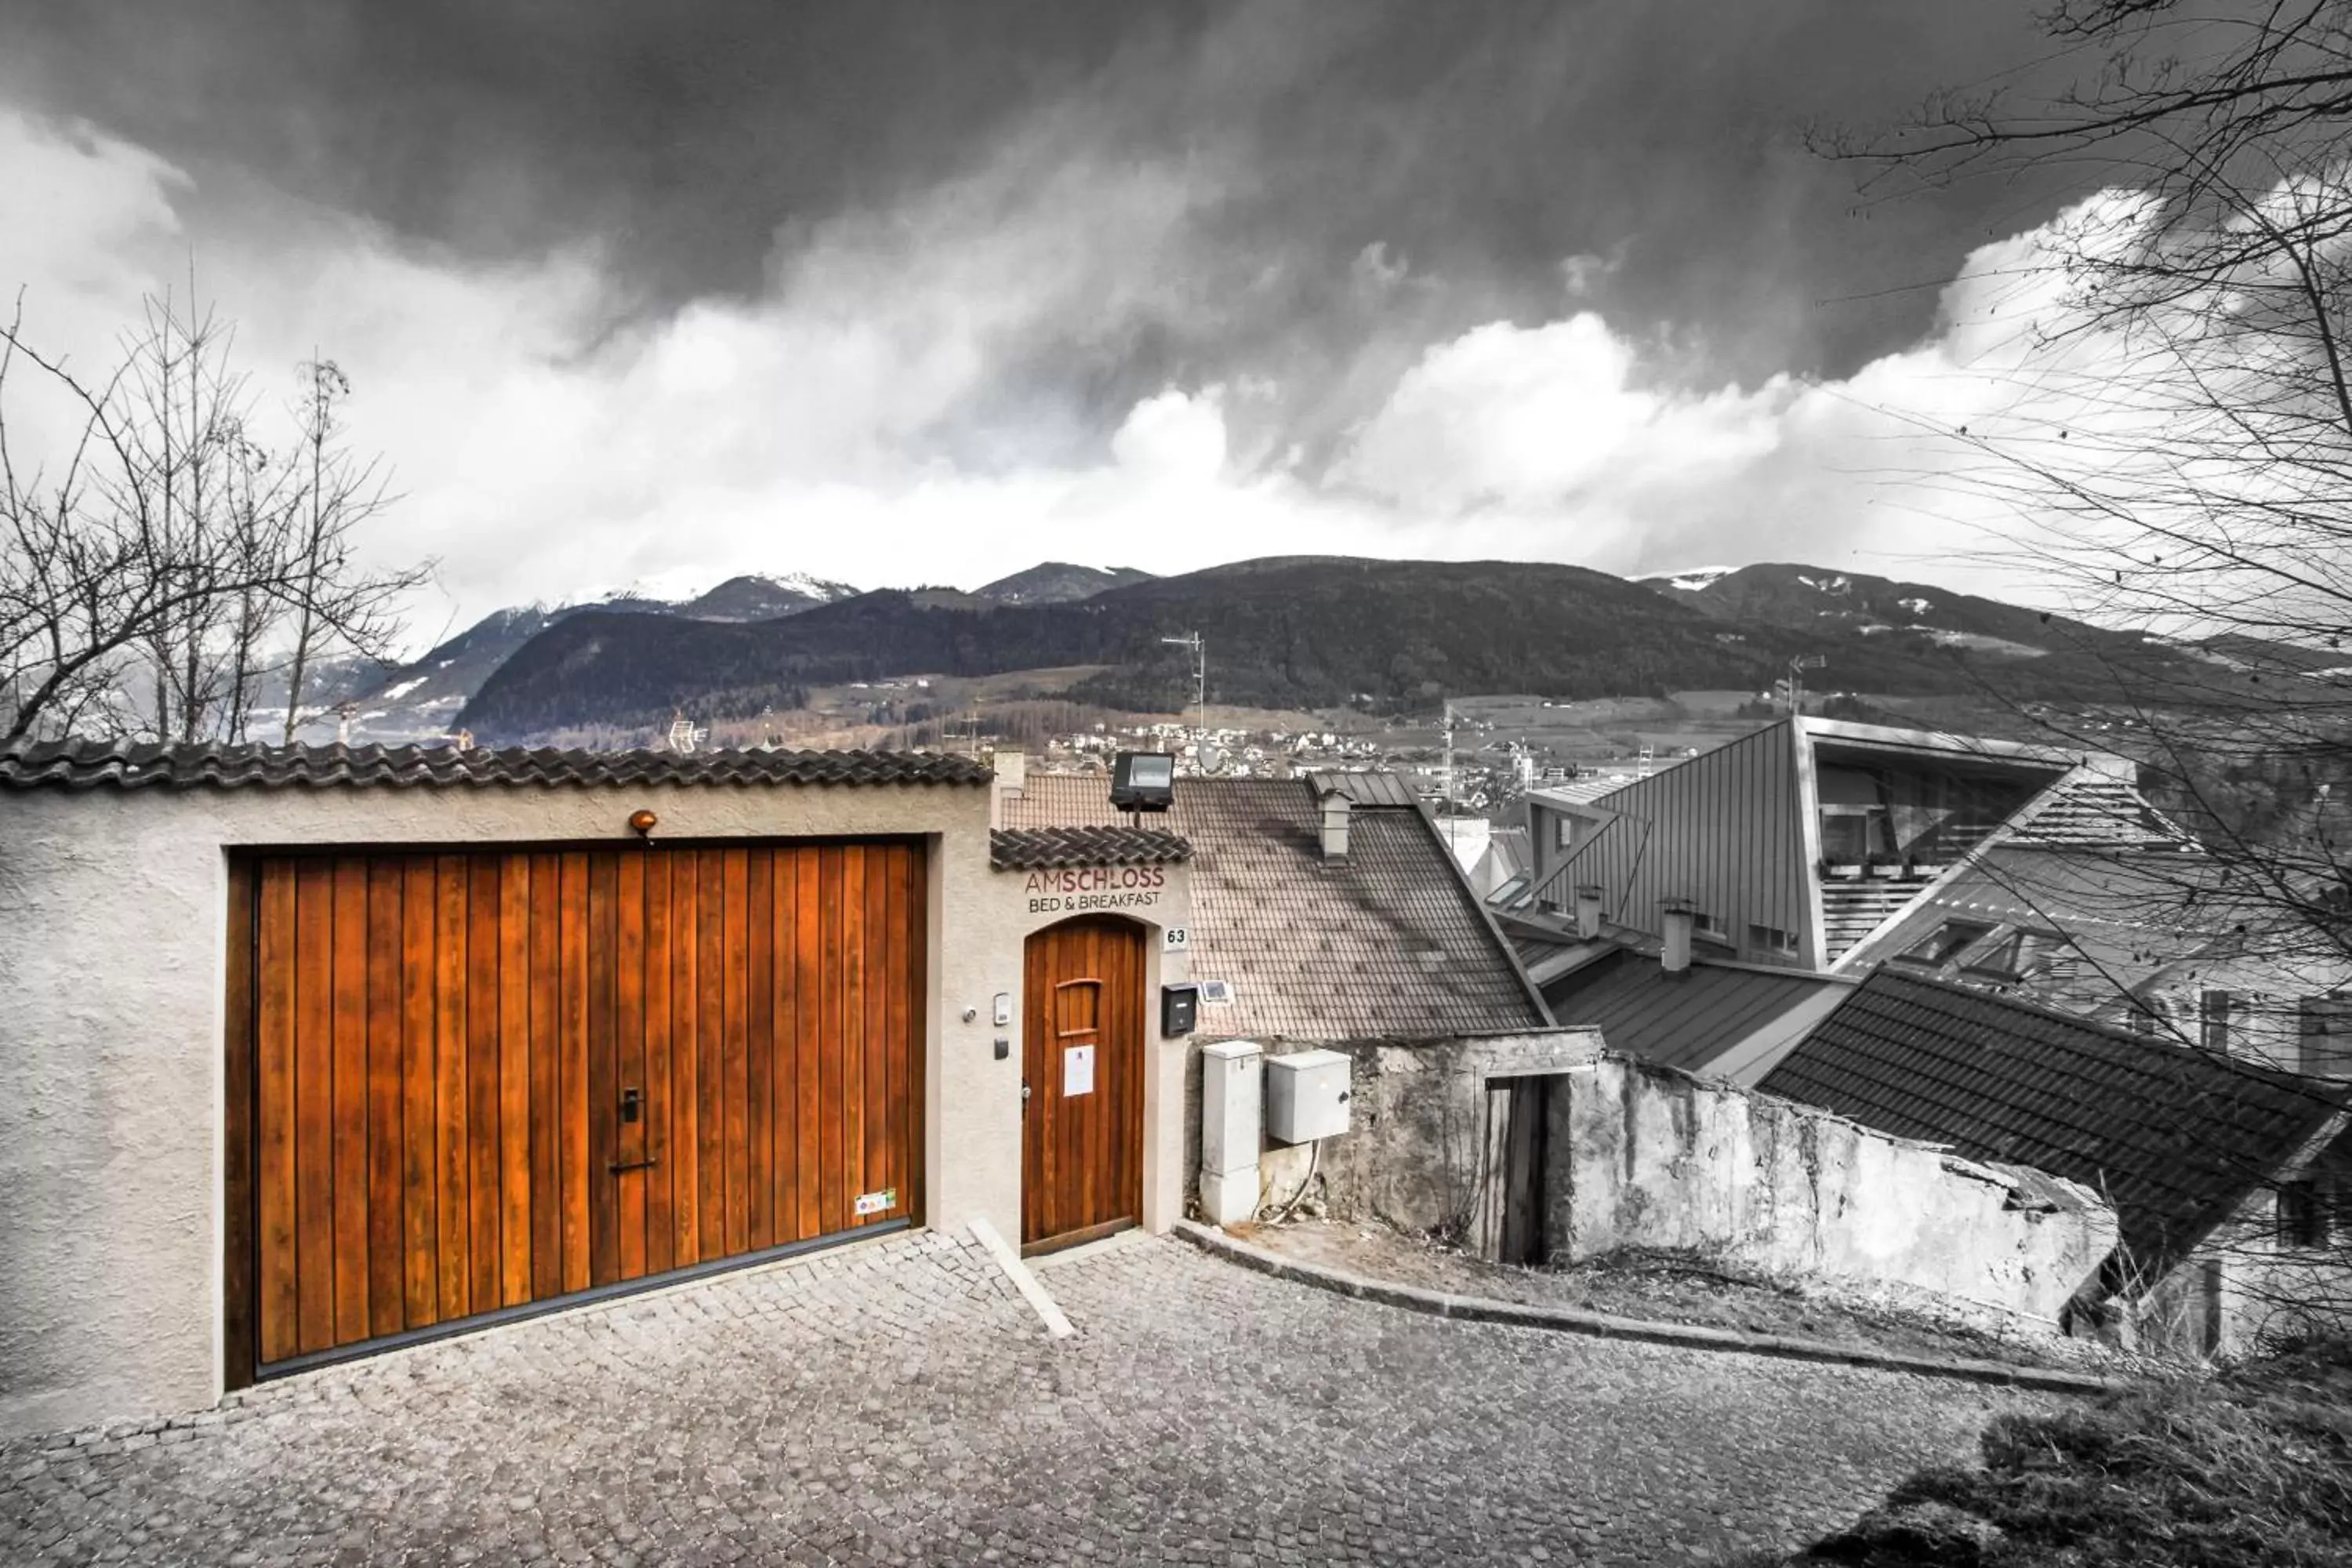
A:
0,740,992,791
998,772,1549,1041
1762,967,2352,1272
1308,769,1421,808
989,826,1192,872
1526,775,1638,806
1543,949,1854,1082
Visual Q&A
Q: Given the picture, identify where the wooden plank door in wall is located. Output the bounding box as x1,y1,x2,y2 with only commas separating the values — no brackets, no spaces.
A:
232,840,925,1377
1020,915,1146,1254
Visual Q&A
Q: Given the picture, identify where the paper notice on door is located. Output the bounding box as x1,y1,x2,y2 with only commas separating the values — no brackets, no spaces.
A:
1063,1043,1096,1097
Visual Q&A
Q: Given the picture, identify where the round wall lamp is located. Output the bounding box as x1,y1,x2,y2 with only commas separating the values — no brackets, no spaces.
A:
628,808,659,839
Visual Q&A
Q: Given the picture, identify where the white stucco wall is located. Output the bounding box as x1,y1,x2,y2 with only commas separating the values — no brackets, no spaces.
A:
0,774,1179,1439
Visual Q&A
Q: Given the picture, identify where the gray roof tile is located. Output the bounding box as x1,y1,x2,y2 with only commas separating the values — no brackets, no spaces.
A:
999,772,1548,1041
1762,967,2351,1270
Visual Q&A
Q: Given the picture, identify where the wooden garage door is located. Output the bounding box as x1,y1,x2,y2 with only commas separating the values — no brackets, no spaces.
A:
230,840,925,1375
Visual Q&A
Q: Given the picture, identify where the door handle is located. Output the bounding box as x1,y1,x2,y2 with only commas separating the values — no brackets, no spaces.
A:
610,1157,659,1174
620,1087,643,1124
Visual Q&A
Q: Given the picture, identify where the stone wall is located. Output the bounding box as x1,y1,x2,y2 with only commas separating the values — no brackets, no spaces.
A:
1195,1033,2118,1331
1546,1057,2117,1326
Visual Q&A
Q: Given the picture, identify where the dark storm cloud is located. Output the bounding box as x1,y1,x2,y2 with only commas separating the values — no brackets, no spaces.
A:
0,0,1163,303
1,0,2082,474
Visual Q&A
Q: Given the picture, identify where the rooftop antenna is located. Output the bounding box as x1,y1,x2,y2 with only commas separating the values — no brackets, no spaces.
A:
1160,631,1206,769
1783,653,1828,716
1442,699,1456,812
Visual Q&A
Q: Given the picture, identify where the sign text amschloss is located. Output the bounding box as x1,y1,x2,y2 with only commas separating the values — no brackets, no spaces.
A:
1024,863,1167,914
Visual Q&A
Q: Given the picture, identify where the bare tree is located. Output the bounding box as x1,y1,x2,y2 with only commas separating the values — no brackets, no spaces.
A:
278,357,397,743
1826,1,2352,1352
0,288,427,746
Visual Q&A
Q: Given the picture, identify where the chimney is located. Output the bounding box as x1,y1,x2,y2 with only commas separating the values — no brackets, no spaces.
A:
987,750,1025,829
1319,793,1351,860
1574,884,1604,942
1661,898,1697,977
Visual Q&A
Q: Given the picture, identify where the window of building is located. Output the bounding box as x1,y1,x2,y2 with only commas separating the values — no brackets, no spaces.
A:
1900,920,1993,967
2299,994,2351,1078
1692,909,1732,946
2278,1180,2330,1249
2128,998,2167,1036
1960,927,2059,982
1817,766,1893,866
1748,924,1800,957
2201,988,2234,1053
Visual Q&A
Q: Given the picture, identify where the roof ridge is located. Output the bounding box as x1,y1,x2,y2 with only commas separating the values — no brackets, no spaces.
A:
0,739,993,790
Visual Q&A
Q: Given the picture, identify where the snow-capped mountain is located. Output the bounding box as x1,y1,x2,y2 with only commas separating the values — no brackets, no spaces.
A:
328,572,862,742
1642,565,1737,593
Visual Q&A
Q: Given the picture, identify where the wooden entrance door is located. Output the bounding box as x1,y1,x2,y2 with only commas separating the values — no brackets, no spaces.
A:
229,840,925,1378
1021,916,1146,1252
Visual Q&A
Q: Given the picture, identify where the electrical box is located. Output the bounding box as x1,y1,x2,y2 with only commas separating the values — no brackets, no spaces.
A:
1199,1040,1262,1226
1160,982,1199,1037
1265,1049,1352,1144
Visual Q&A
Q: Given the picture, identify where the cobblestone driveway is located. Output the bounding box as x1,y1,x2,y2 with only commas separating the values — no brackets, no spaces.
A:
2,1230,2048,1566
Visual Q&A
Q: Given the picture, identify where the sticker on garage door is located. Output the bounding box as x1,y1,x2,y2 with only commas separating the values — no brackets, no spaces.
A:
1063,1043,1095,1096
854,1188,898,1217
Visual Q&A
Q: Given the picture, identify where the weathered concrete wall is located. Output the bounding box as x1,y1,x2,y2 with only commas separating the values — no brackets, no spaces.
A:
1195,1033,2117,1330
1550,1057,2117,1326
0,776,1189,1440
1207,1032,1607,1232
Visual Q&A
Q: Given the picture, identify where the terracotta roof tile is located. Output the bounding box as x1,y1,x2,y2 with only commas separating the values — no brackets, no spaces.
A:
0,740,991,791
989,826,1192,871
1762,967,2351,1270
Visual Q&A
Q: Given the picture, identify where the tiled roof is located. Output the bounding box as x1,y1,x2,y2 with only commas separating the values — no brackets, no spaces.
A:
1544,949,1855,1082
1762,967,2352,1271
998,771,1548,1041
989,826,1192,872
0,740,991,791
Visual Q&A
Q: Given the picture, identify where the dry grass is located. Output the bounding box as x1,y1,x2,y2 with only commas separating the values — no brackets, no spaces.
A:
1791,1337,2352,1566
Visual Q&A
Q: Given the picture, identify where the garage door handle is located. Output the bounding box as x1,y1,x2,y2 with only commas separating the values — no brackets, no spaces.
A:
609,1157,659,1174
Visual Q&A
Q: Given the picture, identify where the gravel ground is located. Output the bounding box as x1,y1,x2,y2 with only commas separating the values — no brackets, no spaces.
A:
1,1228,2055,1566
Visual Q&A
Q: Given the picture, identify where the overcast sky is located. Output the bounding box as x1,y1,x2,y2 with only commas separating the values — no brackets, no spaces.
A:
0,0,2138,637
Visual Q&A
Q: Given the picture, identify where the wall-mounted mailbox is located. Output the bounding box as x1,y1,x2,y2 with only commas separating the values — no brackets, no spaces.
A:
1266,1048,1352,1143
1161,982,1200,1037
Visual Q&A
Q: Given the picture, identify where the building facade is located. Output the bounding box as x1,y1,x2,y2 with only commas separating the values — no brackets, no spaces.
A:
0,741,1193,1439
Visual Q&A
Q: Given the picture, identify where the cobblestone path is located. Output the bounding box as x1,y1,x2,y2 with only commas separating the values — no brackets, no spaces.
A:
0,1230,2045,1565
